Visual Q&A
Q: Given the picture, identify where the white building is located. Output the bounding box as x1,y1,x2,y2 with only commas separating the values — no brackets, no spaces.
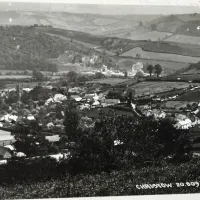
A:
1,114,18,122
45,94,67,105
128,62,148,77
174,119,192,129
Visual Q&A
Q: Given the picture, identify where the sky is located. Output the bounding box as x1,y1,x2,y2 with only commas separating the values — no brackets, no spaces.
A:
0,0,200,15
0,0,200,6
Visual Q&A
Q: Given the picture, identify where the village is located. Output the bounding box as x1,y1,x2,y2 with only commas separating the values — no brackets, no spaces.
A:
0,60,200,162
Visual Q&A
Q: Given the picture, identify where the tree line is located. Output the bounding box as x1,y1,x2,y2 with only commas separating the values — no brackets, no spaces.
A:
147,64,163,77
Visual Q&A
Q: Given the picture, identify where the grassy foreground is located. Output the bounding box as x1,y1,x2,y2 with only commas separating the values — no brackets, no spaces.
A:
1,160,200,199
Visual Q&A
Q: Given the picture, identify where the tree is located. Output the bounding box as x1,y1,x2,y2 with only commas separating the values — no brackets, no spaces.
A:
154,64,162,77
12,120,52,157
48,63,58,72
147,64,154,77
135,71,144,78
5,91,18,104
28,86,51,101
95,72,105,79
136,53,141,59
67,111,191,174
24,70,29,75
124,71,128,78
32,69,44,81
63,100,80,142
66,71,78,83
151,24,157,30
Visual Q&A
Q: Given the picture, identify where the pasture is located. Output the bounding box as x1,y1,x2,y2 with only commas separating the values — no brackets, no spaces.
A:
165,34,200,45
114,56,189,75
103,37,200,57
121,47,200,63
141,42,200,57
163,74,200,82
130,81,193,96
0,75,31,80
93,18,118,26
176,89,200,101
156,20,184,33
175,20,200,37
86,78,126,86
164,101,195,109
127,30,173,41
5,82,42,89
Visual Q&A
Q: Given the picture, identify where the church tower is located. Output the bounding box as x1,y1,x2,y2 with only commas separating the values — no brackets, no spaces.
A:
16,82,22,105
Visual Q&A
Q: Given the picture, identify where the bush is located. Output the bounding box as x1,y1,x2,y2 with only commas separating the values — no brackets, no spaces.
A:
2,159,200,198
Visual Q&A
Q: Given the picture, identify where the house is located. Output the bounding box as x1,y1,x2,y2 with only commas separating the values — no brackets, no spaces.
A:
1,114,18,122
0,130,15,146
84,93,99,101
47,122,55,129
68,87,83,94
45,135,60,142
45,94,67,105
70,95,82,102
4,145,15,151
23,88,32,92
102,99,120,106
92,100,100,107
152,109,166,119
15,152,26,158
27,115,35,121
174,119,192,129
114,140,124,146
79,104,90,110
43,86,53,90
0,147,12,159
143,110,153,117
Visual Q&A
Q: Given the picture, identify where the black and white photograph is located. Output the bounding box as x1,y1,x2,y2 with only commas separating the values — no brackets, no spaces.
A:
1,0,200,199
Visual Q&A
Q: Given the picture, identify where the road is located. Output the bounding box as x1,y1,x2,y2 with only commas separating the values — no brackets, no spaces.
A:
44,32,115,56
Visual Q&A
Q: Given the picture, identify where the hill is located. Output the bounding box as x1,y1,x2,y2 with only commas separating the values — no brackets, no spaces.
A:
0,25,114,72
0,25,94,71
2,10,200,42
101,37,200,57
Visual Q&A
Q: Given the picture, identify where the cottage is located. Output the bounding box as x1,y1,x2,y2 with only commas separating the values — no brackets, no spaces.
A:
70,95,82,102
27,114,35,121
103,99,120,105
174,119,192,129
0,147,12,159
84,93,99,101
23,88,32,92
1,114,18,122
45,94,67,105
152,109,166,119
46,135,60,142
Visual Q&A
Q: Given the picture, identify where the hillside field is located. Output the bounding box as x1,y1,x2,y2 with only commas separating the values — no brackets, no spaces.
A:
121,47,200,63
130,81,194,96
114,57,189,75
86,78,126,86
126,30,173,41
165,35,200,45
176,90,200,102
102,38,200,57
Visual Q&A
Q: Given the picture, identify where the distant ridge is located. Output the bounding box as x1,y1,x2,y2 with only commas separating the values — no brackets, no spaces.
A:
0,2,200,15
